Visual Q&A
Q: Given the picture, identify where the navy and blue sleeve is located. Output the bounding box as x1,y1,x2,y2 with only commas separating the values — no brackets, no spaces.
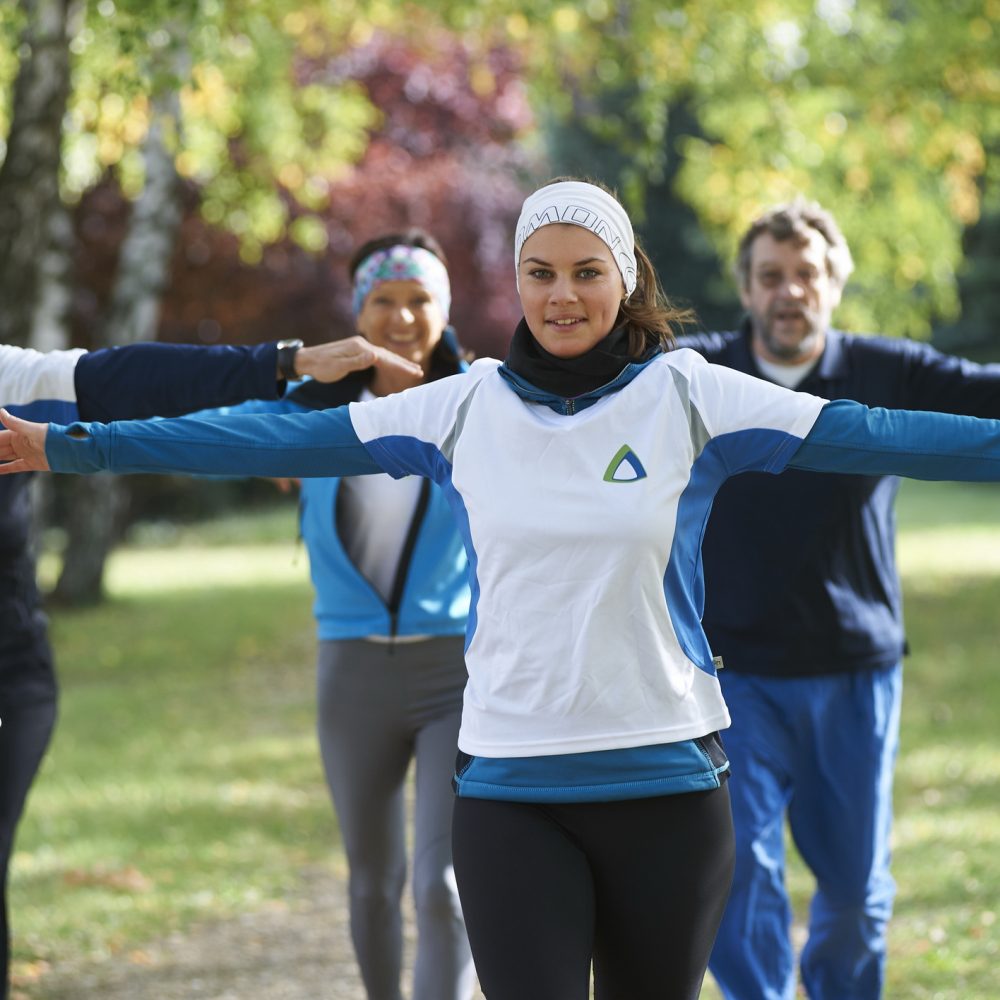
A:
790,399,1000,481
74,342,281,422
46,406,383,479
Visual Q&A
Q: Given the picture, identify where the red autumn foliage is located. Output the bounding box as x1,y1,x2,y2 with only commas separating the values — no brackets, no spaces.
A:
72,30,537,360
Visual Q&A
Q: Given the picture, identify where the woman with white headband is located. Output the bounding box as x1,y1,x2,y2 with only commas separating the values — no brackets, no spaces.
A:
7,178,1000,997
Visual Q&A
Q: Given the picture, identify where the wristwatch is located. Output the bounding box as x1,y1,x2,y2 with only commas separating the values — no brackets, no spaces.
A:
276,338,304,381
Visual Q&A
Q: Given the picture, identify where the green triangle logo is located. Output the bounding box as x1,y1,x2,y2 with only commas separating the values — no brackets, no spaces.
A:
603,444,647,483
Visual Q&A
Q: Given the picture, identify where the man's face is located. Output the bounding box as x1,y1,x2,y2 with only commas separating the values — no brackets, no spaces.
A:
741,229,842,365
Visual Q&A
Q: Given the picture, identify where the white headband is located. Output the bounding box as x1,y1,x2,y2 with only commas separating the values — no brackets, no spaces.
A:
514,181,637,297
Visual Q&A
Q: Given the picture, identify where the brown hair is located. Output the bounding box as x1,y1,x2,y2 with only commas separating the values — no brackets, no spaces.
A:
734,198,854,291
539,176,692,356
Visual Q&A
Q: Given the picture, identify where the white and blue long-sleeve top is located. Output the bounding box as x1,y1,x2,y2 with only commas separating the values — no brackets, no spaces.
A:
44,349,1000,799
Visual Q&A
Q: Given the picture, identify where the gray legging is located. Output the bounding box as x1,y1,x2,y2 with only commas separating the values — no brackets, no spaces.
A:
317,636,473,1000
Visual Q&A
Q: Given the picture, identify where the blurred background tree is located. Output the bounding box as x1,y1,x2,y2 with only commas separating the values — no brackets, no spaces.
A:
1,0,998,601
478,0,1000,339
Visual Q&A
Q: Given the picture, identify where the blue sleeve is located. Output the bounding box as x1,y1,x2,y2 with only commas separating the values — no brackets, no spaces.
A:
73,342,281,422
46,406,384,479
789,399,1000,481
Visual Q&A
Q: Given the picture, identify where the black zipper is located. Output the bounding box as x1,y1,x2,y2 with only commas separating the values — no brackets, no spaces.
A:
386,477,432,643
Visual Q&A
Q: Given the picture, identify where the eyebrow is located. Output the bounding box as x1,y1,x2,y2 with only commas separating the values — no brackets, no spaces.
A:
754,263,820,273
521,256,605,267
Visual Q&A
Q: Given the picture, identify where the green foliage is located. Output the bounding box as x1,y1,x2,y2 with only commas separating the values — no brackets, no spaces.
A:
0,4,25,144
3,0,997,338
479,0,1000,338
671,1,999,337
60,0,382,259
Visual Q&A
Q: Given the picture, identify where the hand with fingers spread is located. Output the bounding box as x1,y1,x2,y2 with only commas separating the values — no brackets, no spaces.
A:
0,409,50,474
292,335,424,384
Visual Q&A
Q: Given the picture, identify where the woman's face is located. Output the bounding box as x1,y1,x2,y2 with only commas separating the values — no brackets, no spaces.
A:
356,279,445,370
518,224,625,358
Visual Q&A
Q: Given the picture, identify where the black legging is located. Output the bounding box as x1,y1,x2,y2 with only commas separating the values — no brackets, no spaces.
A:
0,691,57,1000
452,784,734,1000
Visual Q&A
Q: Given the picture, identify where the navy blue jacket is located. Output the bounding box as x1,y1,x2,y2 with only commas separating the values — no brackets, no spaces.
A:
1,341,281,704
675,322,1000,677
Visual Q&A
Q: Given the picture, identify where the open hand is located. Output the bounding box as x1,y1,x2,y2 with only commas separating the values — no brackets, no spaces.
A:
295,336,423,383
0,409,50,474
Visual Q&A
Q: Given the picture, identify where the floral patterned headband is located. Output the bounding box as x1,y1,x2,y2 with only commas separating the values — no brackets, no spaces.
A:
351,245,451,321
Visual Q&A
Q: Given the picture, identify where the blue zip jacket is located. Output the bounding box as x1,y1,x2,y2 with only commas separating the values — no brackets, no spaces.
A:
203,359,471,641
675,323,1000,677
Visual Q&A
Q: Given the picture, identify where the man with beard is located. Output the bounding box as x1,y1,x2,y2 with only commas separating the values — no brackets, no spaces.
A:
676,199,1000,1000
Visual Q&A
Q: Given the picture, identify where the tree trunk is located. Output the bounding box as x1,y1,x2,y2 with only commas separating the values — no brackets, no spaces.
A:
102,94,187,347
30,199,75,351
0,0,80,346
51,64,188,605
47,474,131,606
28,200,76,560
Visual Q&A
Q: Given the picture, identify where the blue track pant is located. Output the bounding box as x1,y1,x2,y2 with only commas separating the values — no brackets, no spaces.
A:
710,664,901,1000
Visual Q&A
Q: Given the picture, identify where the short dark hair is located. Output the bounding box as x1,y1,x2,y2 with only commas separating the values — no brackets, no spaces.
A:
349,228,448,278
735,198,854,290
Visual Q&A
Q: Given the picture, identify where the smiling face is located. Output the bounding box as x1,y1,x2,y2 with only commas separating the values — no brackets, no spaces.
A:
741,229,842,365
355,279,445,371
518,224,626,358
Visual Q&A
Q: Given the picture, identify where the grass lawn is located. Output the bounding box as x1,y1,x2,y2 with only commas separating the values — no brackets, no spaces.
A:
12,503,337,991
9,482,1000,997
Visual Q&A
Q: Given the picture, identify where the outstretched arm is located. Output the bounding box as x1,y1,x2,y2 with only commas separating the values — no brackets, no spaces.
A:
74,336,422,422
789,399,1000,481
0,404,384,480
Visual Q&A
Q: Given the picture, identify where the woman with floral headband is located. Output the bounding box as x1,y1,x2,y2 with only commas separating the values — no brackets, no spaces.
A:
162,230,476,1000
7,179,1000,998
307,232,474,1000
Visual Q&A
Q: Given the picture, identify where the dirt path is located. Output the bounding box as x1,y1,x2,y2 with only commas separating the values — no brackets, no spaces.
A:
21,867,485,1000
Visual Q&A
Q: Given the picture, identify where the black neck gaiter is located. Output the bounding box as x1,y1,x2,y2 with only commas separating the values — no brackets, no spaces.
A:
503,318,649,398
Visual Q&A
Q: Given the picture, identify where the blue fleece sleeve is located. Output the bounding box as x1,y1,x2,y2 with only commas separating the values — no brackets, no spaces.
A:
73,342,281,422
46,406,384,478
789,399,1000,481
